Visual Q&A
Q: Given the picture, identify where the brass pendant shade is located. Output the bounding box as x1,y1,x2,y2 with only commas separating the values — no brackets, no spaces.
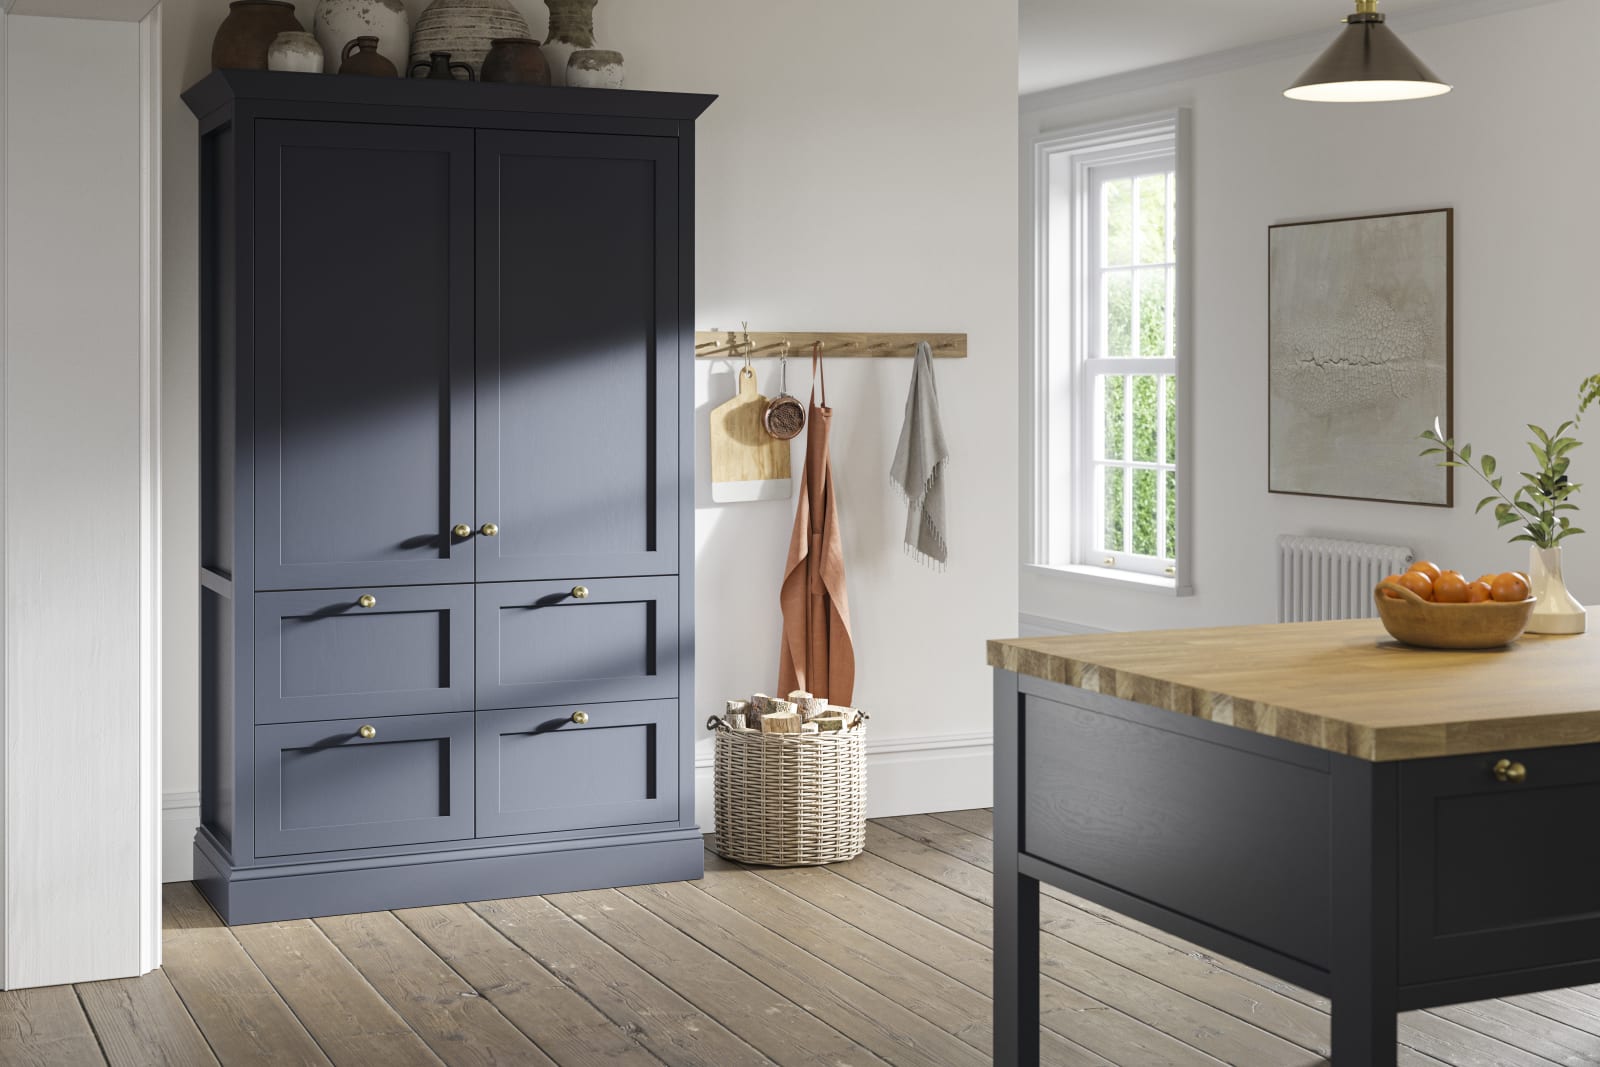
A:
1286,2,1450,102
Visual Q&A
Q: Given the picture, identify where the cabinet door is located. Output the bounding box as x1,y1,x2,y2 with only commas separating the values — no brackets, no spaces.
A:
475,131,679,581
254,121,475,590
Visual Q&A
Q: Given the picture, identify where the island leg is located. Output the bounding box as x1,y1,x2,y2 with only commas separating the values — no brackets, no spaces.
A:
994,669,1040,1064
1331,755,1399,1066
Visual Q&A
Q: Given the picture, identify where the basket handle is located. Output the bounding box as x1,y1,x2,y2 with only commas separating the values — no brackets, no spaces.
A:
1375,580,1428,607
706,715,730,732
848,710,869,730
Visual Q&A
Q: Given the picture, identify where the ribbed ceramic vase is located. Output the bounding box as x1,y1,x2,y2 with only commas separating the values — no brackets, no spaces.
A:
542,0,597,86
314,0,409,81
1527,545,1587,634
410,0,531,79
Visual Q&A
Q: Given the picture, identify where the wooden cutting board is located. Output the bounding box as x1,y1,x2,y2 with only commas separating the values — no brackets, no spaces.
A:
711,367,792,502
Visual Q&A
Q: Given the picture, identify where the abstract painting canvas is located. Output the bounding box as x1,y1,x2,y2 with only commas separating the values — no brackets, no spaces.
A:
1268,208,1452,506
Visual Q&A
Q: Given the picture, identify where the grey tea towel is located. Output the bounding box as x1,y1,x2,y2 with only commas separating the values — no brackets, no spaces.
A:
890,341,950,567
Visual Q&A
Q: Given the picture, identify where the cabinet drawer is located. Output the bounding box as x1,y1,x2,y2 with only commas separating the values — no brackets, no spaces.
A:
1399,742,1600,985
255,585,474,724
476,577,677,710
476,700,677,837
255,713,473,857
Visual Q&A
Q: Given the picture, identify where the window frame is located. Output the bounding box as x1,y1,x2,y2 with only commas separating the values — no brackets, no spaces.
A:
1026,110,1194,595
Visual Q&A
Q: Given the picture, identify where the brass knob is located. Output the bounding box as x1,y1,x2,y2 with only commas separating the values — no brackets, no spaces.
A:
480,523,499,537
571,585,589,599
453,523,472,539
571,711,589,725
1493,758,1527,784
358,724,377,739
357,594,377,609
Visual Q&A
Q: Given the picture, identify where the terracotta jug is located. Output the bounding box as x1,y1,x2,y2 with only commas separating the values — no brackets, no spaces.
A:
481,37,551,85
212,0,304,71
340,36,399,77
410,51,477,80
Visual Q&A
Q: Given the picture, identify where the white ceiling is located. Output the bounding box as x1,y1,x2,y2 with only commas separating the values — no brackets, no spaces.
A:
1019,0,1443,95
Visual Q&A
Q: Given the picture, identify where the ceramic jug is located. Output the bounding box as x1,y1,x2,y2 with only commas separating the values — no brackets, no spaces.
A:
340,36,399,77
410,51,477,80
481,37,552,85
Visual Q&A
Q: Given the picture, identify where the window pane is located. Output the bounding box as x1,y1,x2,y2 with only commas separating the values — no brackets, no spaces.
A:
1137,268,1167,357
1103,271,1132,357
1103,178,1132,266
1164,375,1177,464
1101,375,1125,460
1132,375,1158,462
1102,466,1125,553
1133,468,1158,557
1137,174,1167,264
1165,470,1177,559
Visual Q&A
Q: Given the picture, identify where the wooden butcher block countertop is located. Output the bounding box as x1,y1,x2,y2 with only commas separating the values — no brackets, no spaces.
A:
989,619,1600,761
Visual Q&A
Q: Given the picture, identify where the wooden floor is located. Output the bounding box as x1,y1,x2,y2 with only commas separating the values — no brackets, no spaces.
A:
6,811,1600,1066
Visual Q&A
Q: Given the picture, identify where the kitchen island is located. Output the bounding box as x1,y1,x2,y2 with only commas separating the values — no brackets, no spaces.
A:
990,619,1600,1066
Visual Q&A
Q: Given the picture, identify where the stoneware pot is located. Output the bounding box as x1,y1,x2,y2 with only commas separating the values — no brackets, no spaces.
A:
410,51,477,80
567,48,623,89
1527,545,1587,634
410,0,530,79
339,36,399,77
542,0,597,86
267,31,326,73
314,0,409,80
481,37,552,85
212,0,303,71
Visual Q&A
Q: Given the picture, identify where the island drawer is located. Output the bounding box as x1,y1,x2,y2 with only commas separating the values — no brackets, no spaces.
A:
1398,741,1600,986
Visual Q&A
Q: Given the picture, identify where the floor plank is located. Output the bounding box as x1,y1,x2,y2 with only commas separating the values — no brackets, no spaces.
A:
315,911,557,1067
0,985,106,1066
231,920,444,1067
75,971,217,1067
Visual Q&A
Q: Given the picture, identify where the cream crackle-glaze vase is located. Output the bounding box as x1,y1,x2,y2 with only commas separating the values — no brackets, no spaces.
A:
542,0,597,86
314,0,410,81
1527,545,1586,634
411,0,531,78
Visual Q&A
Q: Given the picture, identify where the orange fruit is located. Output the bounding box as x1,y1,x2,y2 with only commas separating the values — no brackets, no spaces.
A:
1466,580,1493,603
1433,573,1470,603
1440,569,1465,582
1408,560,1443,582
1491,572,1531,602
1476,574,1497,587
1396,570,1435,601
1379,574,1406,598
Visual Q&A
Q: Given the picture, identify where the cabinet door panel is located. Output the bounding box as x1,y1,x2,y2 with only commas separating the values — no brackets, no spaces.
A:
255,121,475,590
476,577,677,709
477,701,677,837
476,131,678,581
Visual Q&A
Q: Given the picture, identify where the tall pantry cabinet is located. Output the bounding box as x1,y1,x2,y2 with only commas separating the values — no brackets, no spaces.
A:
183,71,713,924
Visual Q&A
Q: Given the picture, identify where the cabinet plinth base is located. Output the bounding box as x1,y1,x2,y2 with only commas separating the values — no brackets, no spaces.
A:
192,826,705,925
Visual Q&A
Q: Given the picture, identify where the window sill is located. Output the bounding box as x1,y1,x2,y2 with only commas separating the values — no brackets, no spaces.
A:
1024,562,1194,597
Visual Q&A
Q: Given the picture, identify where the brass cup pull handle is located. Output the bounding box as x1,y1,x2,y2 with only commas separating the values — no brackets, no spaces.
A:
358,724,377,739
357,594,377,609
570,711,589,725
452,523,472,539
480,523,499,537
1493,758,1527,784
571,585,589,599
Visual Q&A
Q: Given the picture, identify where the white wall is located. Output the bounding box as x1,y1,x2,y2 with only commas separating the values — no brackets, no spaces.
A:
160,0,1019,874
1021,0,1600,635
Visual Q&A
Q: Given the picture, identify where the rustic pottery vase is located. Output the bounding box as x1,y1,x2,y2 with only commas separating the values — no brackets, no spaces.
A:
410,0,530,79
481,37,551,85
1527,545,1586,634
567,48,622,88
339,36,399,77
314,0,409,79
267,31,326,73
542,0,597,86
410,51,477,80
212,0,303,71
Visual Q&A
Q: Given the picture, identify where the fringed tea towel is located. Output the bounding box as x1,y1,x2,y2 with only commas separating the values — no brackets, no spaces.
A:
890,341,950,568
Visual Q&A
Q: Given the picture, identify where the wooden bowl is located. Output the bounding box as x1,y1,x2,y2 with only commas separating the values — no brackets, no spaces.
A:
1373,581,1536,650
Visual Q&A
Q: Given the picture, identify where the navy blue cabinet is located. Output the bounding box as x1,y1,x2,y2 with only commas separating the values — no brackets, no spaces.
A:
187,72,711,924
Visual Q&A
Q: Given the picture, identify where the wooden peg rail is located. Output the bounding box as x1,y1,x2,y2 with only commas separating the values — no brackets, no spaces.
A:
694,331,968,359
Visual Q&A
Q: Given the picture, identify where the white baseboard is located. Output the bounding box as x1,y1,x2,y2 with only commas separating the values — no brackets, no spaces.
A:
161,729,996,882
162,791,199,883
694,729,993,829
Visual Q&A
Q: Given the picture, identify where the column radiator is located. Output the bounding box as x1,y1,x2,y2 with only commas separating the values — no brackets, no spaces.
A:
1278,535,1414,623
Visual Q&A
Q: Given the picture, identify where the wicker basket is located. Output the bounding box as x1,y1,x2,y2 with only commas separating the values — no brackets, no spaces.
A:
708,714,867,866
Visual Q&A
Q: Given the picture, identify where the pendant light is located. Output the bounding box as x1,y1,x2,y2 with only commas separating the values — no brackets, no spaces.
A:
1285,0,1451,102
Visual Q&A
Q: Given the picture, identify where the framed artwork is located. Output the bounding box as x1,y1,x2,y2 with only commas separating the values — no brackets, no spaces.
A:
1268,208,1453,506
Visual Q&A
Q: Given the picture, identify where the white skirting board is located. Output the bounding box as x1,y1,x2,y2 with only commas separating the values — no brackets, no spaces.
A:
162,731,995,882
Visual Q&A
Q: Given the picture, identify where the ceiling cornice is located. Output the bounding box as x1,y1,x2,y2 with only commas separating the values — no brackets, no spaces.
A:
1021,0,1565,113
2,0,160,21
